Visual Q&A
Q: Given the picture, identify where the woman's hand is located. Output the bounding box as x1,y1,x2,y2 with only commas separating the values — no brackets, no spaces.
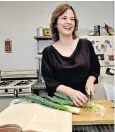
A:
68,89,88,107
85,76,96,98
85,83,95,98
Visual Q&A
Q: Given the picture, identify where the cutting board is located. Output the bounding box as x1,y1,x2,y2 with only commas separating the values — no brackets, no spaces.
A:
72,100,114,125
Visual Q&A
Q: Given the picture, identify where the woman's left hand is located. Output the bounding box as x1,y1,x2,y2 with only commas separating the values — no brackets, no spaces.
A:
85,83,95,98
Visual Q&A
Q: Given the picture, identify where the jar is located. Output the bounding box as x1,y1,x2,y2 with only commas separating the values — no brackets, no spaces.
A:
37,27,43,37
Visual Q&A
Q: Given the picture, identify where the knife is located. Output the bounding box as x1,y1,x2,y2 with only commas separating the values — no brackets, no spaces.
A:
88,91,96,105
88,91,92,102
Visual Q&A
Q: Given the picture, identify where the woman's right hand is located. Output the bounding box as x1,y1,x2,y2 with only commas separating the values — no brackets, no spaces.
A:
68,89,88,107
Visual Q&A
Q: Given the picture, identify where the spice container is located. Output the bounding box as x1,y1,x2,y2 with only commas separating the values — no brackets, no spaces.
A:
37,27,43,37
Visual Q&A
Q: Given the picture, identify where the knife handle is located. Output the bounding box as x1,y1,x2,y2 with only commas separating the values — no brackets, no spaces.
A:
111,107,114,109
88,91,92,99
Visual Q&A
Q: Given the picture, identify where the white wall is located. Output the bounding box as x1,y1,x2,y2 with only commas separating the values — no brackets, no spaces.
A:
0,1,114,70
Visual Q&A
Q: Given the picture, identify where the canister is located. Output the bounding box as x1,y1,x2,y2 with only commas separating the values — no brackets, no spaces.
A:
37,27,43,37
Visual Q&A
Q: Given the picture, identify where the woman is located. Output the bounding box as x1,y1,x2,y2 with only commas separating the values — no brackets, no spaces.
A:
41,4,100,107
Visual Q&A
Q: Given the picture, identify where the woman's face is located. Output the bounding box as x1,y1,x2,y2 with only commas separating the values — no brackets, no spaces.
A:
56,9,75,37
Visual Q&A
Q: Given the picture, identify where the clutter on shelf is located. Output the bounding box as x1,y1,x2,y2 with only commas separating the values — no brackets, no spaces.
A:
36,23,114,37
37,27,51,37
89,23,115,36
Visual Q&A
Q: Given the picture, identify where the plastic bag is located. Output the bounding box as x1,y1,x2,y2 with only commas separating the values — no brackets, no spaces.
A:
103,82,114,101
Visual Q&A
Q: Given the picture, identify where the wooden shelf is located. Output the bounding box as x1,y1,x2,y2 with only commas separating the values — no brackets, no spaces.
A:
34,36,51,41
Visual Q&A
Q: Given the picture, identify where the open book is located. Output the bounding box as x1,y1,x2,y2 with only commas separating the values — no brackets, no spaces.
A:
0,103,72,132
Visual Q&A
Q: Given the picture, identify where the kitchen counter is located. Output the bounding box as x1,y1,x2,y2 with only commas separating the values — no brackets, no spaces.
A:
0,98,114,132
0,97,13,112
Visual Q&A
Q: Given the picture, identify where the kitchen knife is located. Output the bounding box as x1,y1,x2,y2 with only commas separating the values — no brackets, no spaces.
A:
88,91,92,101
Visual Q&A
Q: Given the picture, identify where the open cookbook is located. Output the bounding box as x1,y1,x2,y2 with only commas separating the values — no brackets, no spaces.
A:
0,103,72,132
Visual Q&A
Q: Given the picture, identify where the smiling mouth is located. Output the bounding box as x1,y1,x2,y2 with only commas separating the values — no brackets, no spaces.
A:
64,27,72,30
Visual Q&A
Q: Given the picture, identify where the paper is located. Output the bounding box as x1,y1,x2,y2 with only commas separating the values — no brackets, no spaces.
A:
90,40,95,45
104,40,112,47
0,104,72,132
25,105,72,132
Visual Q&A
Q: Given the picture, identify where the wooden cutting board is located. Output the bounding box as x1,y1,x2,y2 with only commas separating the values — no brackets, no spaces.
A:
72,100,114,125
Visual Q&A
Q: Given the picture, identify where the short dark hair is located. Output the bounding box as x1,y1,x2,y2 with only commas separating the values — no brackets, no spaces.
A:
50,4,79,42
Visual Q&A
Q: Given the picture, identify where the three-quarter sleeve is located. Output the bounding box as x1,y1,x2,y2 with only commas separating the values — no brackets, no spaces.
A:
88,40,100,84
41,48,61,96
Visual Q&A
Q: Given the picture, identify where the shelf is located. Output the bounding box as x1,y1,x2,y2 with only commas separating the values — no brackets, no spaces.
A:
101,65,114,67
34,36,51,41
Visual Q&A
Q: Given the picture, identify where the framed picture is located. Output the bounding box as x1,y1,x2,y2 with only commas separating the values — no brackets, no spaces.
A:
108,55,114,61
5,39,12,53
96,54,104,60
106,68,114,76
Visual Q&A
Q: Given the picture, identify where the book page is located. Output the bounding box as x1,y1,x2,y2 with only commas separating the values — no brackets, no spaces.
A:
0,103,72,132
0,104,38,129
24,104,72,132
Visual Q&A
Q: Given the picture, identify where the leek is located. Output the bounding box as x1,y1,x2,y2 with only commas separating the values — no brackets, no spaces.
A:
25,94,80,114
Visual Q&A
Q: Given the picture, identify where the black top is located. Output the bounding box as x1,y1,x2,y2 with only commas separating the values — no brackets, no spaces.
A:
41,39,100,96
